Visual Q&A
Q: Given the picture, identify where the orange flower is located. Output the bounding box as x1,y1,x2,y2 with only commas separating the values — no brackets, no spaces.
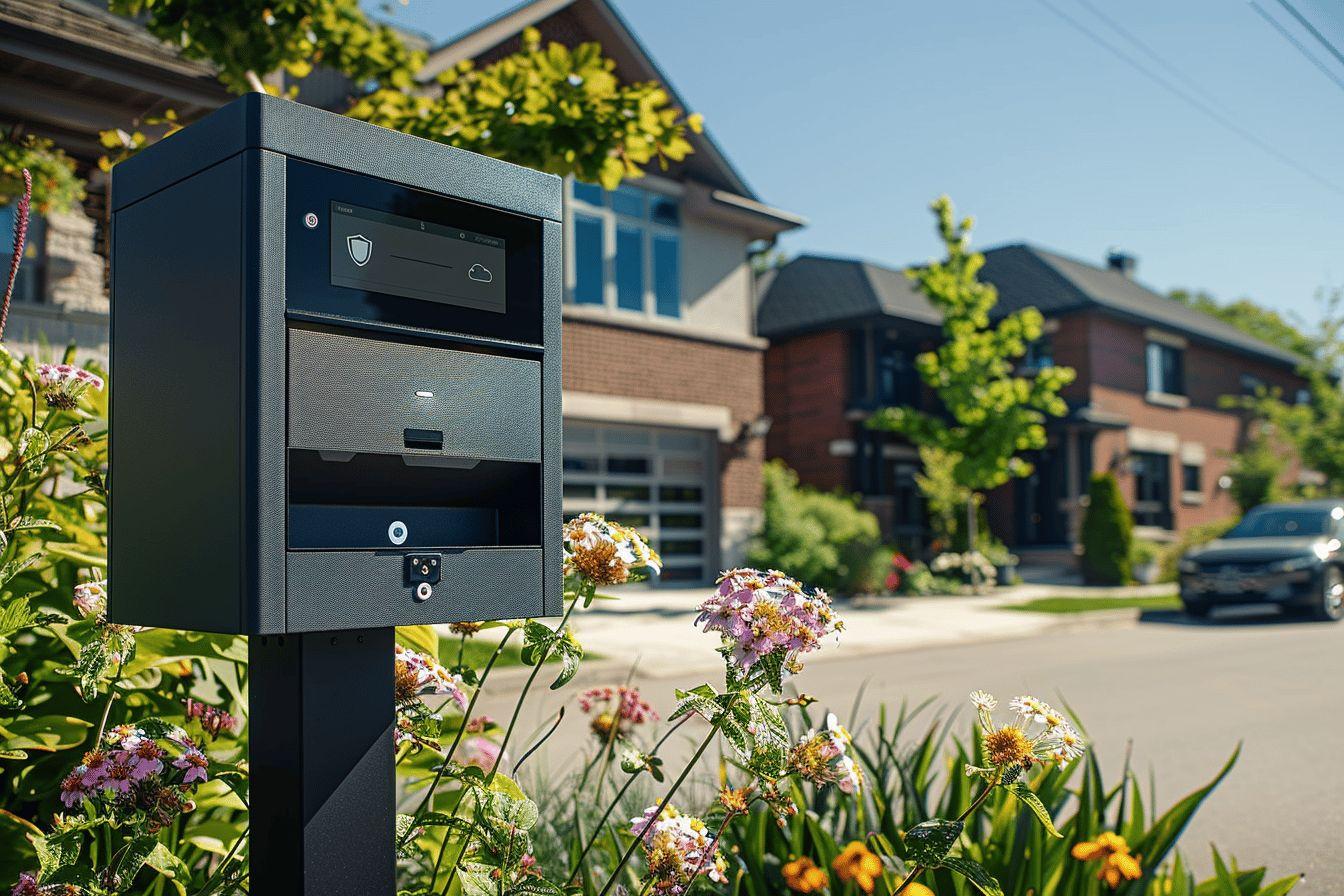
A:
831,841,883,894
782,856,828,893
902,884,935,896
1072,832,1143,889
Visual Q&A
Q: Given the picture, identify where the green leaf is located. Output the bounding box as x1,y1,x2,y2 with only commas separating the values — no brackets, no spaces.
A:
396,625,440,659
459,866,496,896
32,830,80,875
114,835,161,884
0,714,91,752
1007,781,1062,837
942,855,1005,896
903,818,964,866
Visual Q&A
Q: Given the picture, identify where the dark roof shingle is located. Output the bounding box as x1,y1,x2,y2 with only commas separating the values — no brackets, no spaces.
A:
757,255,940,338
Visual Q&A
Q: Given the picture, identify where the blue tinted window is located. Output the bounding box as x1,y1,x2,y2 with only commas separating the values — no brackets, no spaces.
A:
572,181,604,206
615,223,644,311
573,213,604,305
653,233,679,318
611,185,645,218
650,195,680,226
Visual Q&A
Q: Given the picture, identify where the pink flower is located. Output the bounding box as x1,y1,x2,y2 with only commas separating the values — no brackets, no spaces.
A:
394,644,470,710
36,362,103,408
9,872,37,896
459,736,503,772
128,739,165,780
466,715,494,733
173,747,209,785
72,580,107,618
628,805,727,893
184,698,238,739
58,770,85,808
103,758,134,794
695,569,841,678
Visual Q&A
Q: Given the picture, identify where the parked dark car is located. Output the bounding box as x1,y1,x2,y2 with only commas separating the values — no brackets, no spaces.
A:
1178,499,1344,621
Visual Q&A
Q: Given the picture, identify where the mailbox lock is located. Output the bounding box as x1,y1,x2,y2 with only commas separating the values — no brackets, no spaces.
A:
388,520,409,545
414,582,433,602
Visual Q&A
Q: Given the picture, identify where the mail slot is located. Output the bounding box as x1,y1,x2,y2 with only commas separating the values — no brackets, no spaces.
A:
108,93,563,635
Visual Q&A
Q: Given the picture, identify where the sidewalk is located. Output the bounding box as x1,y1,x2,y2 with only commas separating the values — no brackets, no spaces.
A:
475,581,1174,681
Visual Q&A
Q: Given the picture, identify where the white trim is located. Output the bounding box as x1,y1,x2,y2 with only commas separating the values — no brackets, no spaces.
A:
1128,427,1179,454
1180,443,1207,464
828,439,856,457
1145,390,1189,409
563,390,735,441
1144,328,1188,349
1181,491,1206,506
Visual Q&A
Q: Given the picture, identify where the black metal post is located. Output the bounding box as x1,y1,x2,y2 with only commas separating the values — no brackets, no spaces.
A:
249,627,395,895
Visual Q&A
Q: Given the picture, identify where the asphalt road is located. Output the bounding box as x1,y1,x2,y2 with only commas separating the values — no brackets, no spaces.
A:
480,607,1340,890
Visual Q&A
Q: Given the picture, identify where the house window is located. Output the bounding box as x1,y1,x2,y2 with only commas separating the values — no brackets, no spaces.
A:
1131,451,1173,528
1182,463,1201,493
0,206,44,304
850,327,920,408
567,180,681,318
1240,373,1265,395
1023,335,1054,369
1145,341,1184,397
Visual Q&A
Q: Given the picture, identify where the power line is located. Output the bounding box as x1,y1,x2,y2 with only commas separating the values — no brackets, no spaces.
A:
1250,0,1344,93
1035,0,1344,197
1071,0,1234,114
1274,0,1344,69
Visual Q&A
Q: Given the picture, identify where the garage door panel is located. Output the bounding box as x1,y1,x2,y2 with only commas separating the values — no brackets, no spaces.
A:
562,420,712,585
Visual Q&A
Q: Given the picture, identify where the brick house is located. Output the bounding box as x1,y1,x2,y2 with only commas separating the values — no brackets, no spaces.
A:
2,0,802,580
759,246,1310,550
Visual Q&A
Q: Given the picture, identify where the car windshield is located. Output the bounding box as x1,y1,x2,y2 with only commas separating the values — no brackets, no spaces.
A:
1226,508,1338,538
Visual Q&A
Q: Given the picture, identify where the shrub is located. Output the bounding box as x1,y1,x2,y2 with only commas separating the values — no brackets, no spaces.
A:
748,460,889,595
1159,516,1241,583
1080,472,1133,585
1225,434,1285,513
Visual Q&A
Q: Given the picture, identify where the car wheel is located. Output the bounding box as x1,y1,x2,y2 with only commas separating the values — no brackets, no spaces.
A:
1182,600,1211,619
1310,566,1344,622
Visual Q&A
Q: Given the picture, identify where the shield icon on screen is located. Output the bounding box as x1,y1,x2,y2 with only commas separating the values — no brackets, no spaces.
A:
346,234,373,267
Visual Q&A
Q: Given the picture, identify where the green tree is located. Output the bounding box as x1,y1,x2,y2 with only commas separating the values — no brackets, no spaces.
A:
1229,287,1344,490
109,0,424,94
1080,472,1133,585
348,27,702,189
869,196,1076,573
1169,288,1318,360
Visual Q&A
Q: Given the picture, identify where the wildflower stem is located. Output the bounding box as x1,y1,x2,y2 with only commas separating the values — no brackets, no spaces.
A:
890,770,1001,896
595,696,739,896
192,825,248,896
91,660,125,748
568,714,692,879
441,591,584,893
404,626,517,853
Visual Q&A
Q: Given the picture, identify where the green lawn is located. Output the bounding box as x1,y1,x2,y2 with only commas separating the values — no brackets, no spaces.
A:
439,631,600,669
1002,593,1181,614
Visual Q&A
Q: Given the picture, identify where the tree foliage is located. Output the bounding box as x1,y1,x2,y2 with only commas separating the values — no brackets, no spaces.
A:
108,0,424,94
870,196,1076,499
1224,427,1285,513
1229,287,1344,491
0,134,84,214
1169,288,1318,360
1080,473,1133,585
348,27,703,189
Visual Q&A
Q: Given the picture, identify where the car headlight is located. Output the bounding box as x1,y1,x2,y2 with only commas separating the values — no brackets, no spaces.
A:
1178,558,1200,574
1271,555,1319,572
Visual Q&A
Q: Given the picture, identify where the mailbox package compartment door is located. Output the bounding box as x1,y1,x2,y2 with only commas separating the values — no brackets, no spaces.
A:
288,326,541,462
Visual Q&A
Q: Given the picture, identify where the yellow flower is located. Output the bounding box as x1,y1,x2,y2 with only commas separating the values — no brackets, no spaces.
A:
983,725,1033,767
903,884,935,896
831,841,883,894
718,785,754,815
1072,832,1143,889
782,856,828,893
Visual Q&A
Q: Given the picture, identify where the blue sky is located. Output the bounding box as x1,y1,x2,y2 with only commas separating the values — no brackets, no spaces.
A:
374,0,1344,326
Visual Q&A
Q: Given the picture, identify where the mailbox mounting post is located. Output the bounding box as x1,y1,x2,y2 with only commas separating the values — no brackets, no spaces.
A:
109,94,562,894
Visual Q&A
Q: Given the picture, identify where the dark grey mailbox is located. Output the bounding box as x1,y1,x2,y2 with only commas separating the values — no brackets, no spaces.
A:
108,93,562,895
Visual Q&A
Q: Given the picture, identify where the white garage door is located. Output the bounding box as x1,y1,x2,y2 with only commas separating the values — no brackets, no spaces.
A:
562,421,714,583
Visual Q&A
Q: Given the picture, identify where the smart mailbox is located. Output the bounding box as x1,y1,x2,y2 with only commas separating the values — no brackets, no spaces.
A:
107,94,562,896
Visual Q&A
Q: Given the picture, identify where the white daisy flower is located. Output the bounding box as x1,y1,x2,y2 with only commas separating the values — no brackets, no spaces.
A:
969,690,997,711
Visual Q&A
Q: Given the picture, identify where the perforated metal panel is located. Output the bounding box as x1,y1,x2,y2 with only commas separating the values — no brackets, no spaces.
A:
285,548,543,631
288,327,541,462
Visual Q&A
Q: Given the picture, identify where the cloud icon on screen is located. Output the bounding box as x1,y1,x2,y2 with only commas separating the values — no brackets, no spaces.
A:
467,264,493,283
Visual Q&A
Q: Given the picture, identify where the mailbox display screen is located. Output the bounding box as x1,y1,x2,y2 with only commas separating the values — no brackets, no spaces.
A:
329,202,507,314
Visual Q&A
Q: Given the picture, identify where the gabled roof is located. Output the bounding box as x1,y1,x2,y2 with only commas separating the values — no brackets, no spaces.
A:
756,254,940,339
420,0,782,207
980,244,1306,369
759,245,1308,371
